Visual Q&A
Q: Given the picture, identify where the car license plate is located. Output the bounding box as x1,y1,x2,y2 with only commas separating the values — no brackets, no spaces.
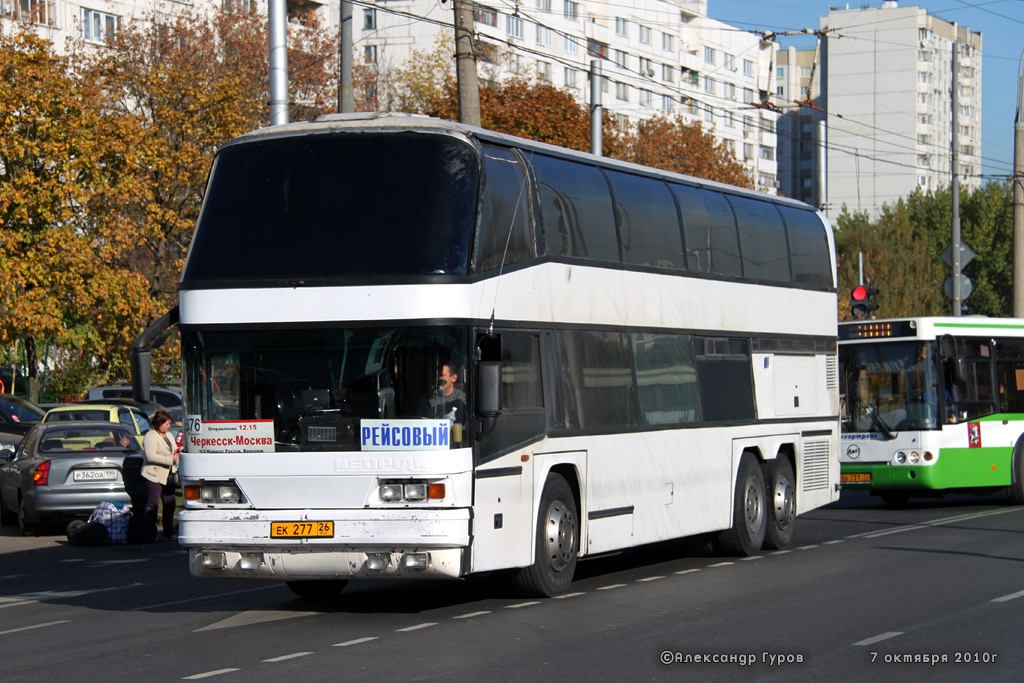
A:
271,521,335,538
73,469,117,482
841,472,871,483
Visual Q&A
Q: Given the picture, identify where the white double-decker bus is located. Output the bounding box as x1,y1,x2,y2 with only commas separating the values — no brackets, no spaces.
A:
148,113,840,599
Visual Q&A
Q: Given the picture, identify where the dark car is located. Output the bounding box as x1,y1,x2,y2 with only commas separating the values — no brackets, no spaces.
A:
0,394,46,446
0,422,146,535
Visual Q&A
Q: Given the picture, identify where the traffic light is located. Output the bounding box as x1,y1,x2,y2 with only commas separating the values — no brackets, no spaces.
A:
850,285,879,318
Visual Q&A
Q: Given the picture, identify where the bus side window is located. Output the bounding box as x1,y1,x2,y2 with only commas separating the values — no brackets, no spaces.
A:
473,145,534,273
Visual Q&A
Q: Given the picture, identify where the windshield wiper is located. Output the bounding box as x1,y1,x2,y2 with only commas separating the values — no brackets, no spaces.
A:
866,402,896,440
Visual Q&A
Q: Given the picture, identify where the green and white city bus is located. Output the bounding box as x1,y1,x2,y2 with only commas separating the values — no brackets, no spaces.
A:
839,317,1024,505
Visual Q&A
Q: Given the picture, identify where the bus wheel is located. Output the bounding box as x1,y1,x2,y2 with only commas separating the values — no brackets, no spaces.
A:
763,457,796,550
1010,442,1024,505
714,454,767,556
881,492,910,508
513,473,578,597
286,580,348,600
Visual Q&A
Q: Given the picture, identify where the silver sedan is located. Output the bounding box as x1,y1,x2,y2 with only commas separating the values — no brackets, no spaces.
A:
0,421,147,536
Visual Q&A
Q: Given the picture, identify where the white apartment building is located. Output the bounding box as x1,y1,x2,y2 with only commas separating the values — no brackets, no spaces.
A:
775,45,825,207
820,1,982,221
2,0,780,192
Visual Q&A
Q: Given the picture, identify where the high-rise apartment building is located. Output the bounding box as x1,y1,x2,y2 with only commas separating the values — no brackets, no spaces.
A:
3,0,781,192
820,1,982,220
775,45,825,208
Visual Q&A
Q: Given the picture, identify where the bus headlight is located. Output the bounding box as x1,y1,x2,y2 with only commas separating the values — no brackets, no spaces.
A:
185,481,244,504
378,479,446,503
909,451,921,464
895,452,907,464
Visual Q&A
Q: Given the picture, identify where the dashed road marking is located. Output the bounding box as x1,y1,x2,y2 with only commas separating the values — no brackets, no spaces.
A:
597,583,627,590
183,669,240,680
638,576,665,582
397,622,437,632
674,569,700,575
454,610,492,619
992,589,1024,603
854,631,903,647
0,619,71,635
333,637,378,647
505,601,540,609
263,652,313,663
554,592,585,599
708,562,734,567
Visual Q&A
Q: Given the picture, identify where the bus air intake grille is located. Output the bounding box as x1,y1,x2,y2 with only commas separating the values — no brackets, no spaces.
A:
826,355,838,392
801,439,831,491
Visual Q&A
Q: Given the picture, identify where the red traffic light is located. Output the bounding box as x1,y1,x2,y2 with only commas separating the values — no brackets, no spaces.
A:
850,284,879,318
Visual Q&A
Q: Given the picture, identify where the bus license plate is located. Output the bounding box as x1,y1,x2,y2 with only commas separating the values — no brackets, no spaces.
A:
271,521,335,538
73,469,117,481
841,472,871,483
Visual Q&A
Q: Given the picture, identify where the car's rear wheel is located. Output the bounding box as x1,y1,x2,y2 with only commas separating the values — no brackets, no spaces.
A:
0,491,16,527
18,496,37,537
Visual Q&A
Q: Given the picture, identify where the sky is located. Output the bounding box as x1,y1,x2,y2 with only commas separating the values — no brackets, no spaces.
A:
707,0,1023,181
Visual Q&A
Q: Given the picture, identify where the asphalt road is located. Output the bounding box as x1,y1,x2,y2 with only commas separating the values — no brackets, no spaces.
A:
1,490,1022,682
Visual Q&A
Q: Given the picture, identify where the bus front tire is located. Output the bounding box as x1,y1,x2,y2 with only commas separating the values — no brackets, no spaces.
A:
1009,443,1024,505
714,454,767,557
286,579,348,600
513,473,578,598
763,456,796,550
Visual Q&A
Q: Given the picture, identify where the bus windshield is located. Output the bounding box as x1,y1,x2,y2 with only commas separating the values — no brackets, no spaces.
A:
181,326,470,451
181,132,479,284
840,341,939,433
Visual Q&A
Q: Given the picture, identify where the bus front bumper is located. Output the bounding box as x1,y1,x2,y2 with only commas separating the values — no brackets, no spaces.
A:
840,463,941,490
178,508,470,580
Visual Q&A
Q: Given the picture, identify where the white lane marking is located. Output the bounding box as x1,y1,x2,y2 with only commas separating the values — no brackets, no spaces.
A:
770,550,792,555
708,562,734,567
133,583,280,611
854,631,904,647
992,589,1024,603
0,620,71,635
505,601,540,609
263,652,313,663
824,540,844,545
1,583,146,609
454,611,491,619
196,610,318,632
554,592,585,599
673,569,700,575
797,545,820,550
851,507,1021,540
740,556,763,562
333,637,378,647
183,668,240,680
597,584,627,590
396,622,437,632
638,576,665,582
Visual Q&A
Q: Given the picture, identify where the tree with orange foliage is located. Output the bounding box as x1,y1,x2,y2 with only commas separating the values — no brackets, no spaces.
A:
0,31,154,400
620,115,753,189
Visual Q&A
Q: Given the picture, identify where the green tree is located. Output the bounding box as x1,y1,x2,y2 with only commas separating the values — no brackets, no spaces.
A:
834,201,946,320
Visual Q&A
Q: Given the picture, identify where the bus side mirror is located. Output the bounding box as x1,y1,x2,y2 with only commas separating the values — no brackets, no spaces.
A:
476,361,503,417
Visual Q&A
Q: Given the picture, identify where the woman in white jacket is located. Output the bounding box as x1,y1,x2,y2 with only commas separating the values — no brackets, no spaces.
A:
142,409,179,540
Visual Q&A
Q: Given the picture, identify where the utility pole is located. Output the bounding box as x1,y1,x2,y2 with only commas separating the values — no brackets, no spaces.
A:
268,0,288,126
1014,49,1024,317
590,60,602,156
338,1,354,113
452,0,481,127
951,40,962,316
